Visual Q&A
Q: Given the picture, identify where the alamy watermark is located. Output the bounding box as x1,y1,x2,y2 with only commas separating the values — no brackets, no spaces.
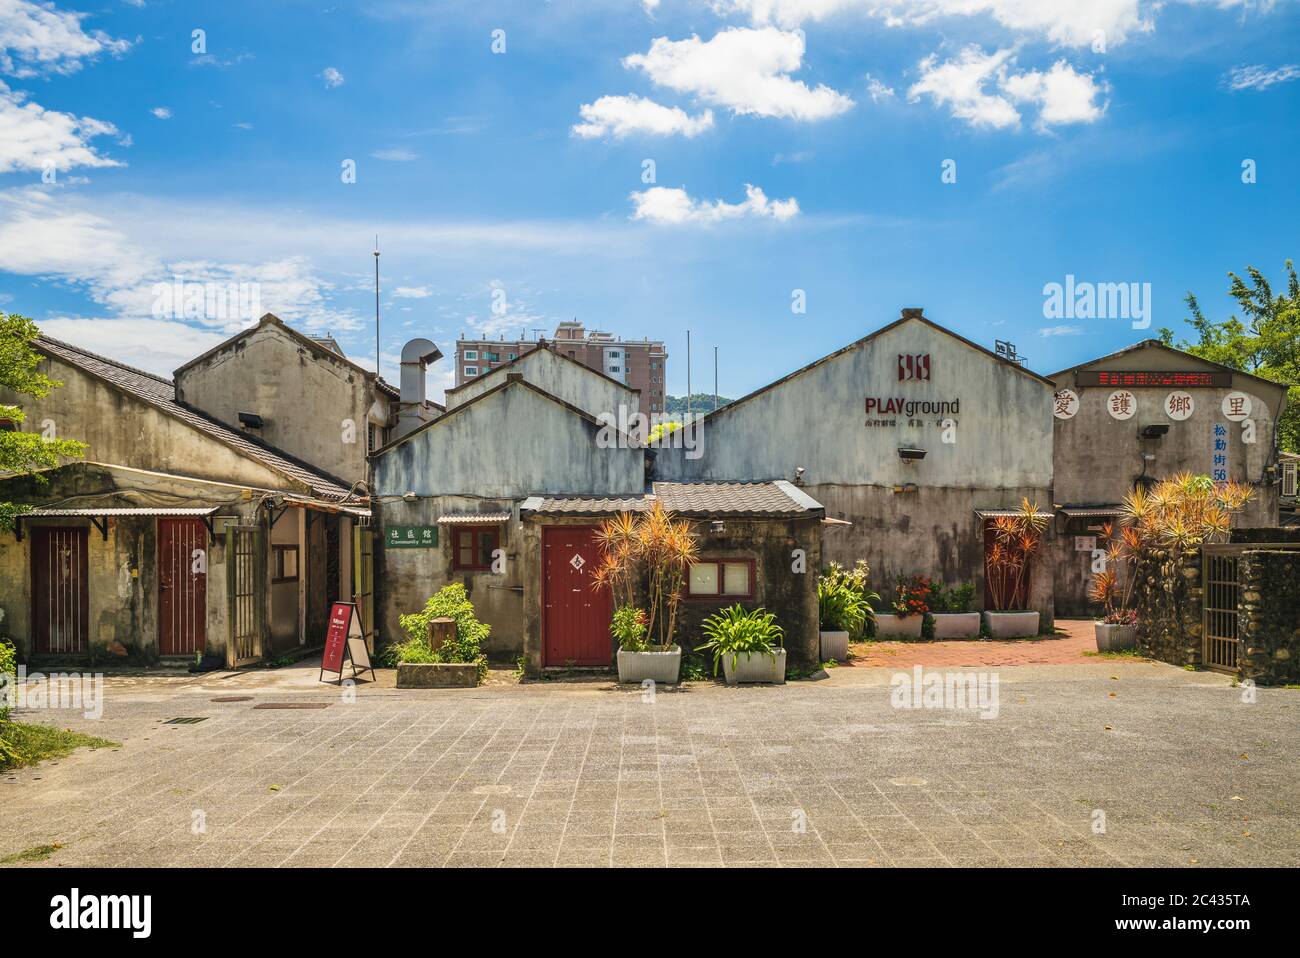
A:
595,404,704,460
1043,275,1151,330
1,666,104,720
152,275,262,323
890,666,999,719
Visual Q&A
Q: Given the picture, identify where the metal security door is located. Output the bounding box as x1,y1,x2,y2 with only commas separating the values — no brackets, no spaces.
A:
353,525,374,652
159,517,207,656
1203,550,1240,673
226,525,264,666
31,527,89,655
542,526,613,667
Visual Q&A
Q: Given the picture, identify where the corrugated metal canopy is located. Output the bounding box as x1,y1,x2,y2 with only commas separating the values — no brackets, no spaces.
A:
436,513,510,524
18,507,219,517
974,509,1055,520
1058,506,1123,517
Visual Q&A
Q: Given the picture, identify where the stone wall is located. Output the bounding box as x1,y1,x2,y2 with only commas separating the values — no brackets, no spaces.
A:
1133,547,1203,667
1238,550,1300,685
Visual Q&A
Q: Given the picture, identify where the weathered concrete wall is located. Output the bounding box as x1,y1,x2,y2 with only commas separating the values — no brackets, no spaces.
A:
0,354,293,492
175,319,385,485
653,317,1055,620
375,496,523,660
445,347,639,420
373,382,644,499
1051,383,1280,523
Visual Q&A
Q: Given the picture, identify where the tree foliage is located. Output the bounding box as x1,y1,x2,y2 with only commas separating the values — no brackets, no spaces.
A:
0,313,87,531
1158,261,1300,453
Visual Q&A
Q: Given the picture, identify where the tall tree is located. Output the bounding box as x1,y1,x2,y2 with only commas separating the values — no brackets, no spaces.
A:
0,313,87,531
1159,260,1300,453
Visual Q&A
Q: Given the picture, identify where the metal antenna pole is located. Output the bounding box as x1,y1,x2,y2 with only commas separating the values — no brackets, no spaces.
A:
686,330,692,420
713,345,718,414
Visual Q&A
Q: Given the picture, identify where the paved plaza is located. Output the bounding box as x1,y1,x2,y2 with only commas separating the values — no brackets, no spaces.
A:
3,653,1298,868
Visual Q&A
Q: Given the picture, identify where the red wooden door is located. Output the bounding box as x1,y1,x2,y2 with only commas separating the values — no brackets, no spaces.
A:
159,517,208,656
543,526,613,667
31,527,89,655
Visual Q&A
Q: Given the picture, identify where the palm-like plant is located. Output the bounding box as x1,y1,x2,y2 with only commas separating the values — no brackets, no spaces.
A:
817,561,879,637
1119,471,1254,556
986,498,1048,611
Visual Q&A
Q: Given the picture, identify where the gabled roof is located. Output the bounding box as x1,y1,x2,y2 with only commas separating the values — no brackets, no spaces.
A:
173,313,399,399
35,336,353,501
374,373,637,456
1046,339,1291,394
696,311,1054,425
520,480,823,519
444,338,640,398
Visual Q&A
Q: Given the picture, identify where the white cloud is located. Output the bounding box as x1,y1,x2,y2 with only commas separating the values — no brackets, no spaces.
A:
1038,324,1084,336
393,286,432,298
630,183,799,224
372,148,417,161
865,74,895,102
37,316,230,377
321,66,344,88
909,47,1106,130
572,94,715,139
0,81,122,173
150,106,171,119
714,0,1152,49
0,0,133,77
624,27,853,121
908,46,1020,129
1224,64,1300,92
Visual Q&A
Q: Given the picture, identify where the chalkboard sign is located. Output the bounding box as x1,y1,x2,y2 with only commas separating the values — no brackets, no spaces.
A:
319,602,375,684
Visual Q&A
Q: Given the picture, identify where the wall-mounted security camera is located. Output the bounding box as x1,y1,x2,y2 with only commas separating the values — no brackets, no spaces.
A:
238,411,264,429
1139,424,1169,439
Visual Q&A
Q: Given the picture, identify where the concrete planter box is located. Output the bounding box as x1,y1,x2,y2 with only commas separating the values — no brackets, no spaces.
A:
982,611,1040,639
1094,622,1137,652
396,662,479,688
819,630,849,661
875,614,924,639
617,646,681,684
930,612,981,639
721,648,787,685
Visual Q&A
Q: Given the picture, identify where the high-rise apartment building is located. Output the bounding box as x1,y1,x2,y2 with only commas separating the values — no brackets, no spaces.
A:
455,321,668,414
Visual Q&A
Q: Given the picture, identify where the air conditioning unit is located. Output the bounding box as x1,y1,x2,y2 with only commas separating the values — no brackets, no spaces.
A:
1283,460,1298,499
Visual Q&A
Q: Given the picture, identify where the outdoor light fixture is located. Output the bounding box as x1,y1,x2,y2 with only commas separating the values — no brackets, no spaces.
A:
710,520,725,533
238,411,264,429
897,447,927,463
403,491,417,501
1139,424,1169,439
793,466,806,486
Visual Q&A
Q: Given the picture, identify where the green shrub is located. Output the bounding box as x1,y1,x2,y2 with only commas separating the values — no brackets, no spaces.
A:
817,561,879,638
610,605,649,652
929,583,975,613
387,583,490,679
0,640,15,724
696,604,785,676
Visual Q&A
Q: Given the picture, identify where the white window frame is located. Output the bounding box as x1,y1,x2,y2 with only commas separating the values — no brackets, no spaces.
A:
463,350,478,361
463,366,478,376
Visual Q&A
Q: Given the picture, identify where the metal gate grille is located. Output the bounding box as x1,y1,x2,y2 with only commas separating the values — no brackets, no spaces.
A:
226,525,264,666
1203,551,1239,673
353,525,375,651
32,526,88,654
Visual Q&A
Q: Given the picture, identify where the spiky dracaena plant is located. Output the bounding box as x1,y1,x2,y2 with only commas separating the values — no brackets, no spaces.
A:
986,499,1048,611
1120,472,1253,560
1088,522,1143,622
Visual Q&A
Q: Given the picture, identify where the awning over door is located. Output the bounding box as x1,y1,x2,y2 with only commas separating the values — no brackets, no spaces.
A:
13,506,219,541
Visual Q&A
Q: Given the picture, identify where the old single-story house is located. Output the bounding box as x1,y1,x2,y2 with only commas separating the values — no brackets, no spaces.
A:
1046,340,1290,615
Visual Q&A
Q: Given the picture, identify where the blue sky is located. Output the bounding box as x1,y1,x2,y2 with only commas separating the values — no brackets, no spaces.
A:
1,0,1297,401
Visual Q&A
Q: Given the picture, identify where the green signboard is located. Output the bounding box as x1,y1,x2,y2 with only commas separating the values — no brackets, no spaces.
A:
386,525,438,548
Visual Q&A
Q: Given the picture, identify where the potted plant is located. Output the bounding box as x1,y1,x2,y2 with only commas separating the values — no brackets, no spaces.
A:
389,583,490,687
697,604,786,684
1088,521,1142,651
593,505,698,683
816,560,878,661
982,499,1047,638
876,574,929,638
928,583,980,639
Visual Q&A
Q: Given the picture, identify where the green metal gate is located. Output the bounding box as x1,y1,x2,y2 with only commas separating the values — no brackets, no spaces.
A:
226,525,265,666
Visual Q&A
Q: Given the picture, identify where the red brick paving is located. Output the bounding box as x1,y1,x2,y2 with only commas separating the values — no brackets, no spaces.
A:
846,618,1133,668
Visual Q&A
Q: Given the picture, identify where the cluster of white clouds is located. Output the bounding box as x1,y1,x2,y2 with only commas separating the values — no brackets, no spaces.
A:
1224,63,1300,92
909,47,1107,130
630,183,799,224
573,94,714,139
0,0,132,78
321,66,344,88
0,80,121,173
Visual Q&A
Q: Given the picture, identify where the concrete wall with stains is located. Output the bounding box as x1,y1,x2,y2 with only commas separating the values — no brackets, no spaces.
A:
444,347,639,420
654,316,1056,619
373,382,644,500
1,354,294,493
175,318,386,486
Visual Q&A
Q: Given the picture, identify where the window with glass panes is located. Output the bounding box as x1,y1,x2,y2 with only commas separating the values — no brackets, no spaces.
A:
686,558,754,599
452,525,500,571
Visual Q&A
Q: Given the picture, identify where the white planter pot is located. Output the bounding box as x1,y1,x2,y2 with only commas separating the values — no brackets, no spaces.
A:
875,615,924,639
1094,622,1137,652
930,612,981,639
721,648,787,685
617,646,681,684
819,630,849,661
982,611,1040,639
